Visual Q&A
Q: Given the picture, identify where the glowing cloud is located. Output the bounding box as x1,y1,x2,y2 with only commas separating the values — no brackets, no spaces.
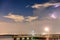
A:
54,4,60,8
31,3,60,8
50,13,57,19
26,16,38,22
3,13,38,22
3,13,25,22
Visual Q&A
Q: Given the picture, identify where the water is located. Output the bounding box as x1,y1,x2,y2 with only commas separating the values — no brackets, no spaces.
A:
0,38,13,40
0,36,13,40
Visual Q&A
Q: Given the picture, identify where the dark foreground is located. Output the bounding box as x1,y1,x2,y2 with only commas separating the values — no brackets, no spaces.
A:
0,34,60,40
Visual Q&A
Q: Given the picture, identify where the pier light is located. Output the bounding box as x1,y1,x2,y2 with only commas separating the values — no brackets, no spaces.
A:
22,37,25,40
27,37,29,40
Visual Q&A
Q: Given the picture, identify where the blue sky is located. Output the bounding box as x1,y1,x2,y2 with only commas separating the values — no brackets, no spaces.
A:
0,0,60,16
0,0,50,16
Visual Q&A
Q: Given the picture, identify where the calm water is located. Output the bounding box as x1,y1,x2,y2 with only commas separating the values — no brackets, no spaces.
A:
0,36,13,40
0,38,13,40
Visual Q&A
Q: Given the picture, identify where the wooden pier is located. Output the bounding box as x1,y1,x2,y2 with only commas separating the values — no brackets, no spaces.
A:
0,34,60,40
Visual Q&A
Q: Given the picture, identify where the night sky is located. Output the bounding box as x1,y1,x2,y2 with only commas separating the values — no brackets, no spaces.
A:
0,0,60,16
0,0,60,34
0,0,51,16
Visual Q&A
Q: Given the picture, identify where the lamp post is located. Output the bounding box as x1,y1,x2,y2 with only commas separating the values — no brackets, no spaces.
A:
31,30,35,40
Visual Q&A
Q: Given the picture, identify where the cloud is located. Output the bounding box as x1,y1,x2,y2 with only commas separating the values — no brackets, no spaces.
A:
32,2,60,20
26,16,38,22
3,13,25,22
0,19,50,34
50,12,57,19
1,16,60,34
3,13,38,22
31,2,60,8
31,2,60,34
54,3,60,8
